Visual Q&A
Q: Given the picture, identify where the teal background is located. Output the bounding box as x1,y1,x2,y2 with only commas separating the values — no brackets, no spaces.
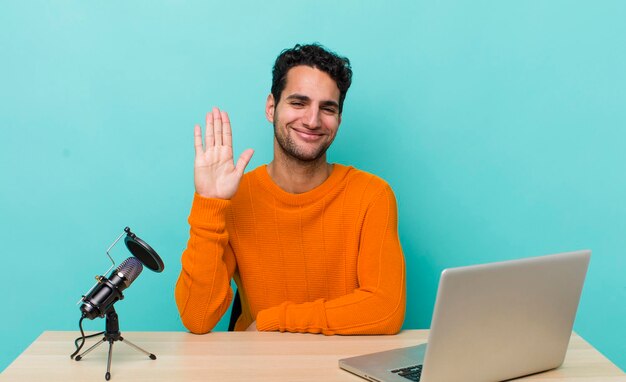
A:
1,0,625,373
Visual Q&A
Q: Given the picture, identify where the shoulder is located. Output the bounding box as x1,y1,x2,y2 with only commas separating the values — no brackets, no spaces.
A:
236,165,270,191
334,165,398,210
229,165,265,203
339,164,394,195
240,165,264,184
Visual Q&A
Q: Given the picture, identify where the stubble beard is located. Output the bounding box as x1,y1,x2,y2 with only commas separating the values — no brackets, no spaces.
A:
273,121,332,164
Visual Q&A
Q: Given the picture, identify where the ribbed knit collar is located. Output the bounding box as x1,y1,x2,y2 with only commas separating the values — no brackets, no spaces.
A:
252,163,352,206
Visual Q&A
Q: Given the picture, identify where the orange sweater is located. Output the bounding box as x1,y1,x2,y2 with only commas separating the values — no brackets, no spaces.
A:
175,164,406,335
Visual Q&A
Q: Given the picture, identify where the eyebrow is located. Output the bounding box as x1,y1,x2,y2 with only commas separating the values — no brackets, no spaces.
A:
285,94,339,109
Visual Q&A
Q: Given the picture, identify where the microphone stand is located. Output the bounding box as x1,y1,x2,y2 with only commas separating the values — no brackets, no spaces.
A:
75,307,156,380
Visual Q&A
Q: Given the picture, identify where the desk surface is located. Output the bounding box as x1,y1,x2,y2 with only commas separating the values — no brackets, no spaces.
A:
1,330,624,381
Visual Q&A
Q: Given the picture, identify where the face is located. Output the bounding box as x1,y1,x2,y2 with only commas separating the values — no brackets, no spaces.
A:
266,65,342,163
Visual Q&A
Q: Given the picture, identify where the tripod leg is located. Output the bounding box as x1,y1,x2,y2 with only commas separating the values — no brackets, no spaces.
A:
75,338,106,361
120,337,157,360
105,340,114,381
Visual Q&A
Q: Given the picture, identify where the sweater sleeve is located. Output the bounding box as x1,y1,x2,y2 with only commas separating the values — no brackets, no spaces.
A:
175,193,237,334
255,184,406,335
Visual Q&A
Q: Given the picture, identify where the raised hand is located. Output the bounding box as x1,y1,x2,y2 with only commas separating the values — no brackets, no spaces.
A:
194,107,254,199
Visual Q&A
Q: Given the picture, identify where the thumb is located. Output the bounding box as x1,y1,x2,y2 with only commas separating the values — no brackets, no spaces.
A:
235,149,255,176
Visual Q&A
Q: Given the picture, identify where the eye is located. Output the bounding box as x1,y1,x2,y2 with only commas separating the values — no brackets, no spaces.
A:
322,106,338,114
290,101,305,107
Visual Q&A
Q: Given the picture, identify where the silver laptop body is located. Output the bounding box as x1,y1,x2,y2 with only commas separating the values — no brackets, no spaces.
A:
339,250,591,382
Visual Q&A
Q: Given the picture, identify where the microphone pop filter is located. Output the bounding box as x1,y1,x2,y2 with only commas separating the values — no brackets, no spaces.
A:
123,227,165,273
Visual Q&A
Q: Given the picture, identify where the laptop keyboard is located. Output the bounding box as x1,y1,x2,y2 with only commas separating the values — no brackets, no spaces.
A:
391,364,423,381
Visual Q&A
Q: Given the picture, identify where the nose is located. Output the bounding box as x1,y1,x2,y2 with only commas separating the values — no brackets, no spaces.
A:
302,106,322,129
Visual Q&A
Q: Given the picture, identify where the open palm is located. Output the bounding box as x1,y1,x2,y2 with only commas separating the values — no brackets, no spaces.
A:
194,107,254,199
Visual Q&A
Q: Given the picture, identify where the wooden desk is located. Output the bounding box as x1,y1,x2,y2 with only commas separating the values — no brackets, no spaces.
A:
1,331,624,381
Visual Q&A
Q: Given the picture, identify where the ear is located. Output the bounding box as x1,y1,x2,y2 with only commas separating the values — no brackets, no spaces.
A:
338,113,342,126
265,94,275,123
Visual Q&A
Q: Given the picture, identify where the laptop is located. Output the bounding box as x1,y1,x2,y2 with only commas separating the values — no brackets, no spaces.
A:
339,250,591,382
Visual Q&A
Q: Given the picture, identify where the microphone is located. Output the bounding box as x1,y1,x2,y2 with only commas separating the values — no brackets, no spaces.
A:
80,257,144,319
71,227,164,372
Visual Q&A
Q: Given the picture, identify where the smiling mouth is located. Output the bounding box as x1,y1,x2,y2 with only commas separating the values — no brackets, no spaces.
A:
293,128,324,141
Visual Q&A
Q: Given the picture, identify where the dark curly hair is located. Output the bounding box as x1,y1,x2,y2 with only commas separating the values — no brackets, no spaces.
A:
271,43,352,113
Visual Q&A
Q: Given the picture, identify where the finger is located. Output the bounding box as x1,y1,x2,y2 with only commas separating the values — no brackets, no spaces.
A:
235,149,254,176
205,111,215,147
221,110,232,147
213,107,223,146
194,124,203,154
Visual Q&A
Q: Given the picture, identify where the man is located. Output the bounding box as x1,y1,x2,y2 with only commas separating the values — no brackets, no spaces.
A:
175,44,405,335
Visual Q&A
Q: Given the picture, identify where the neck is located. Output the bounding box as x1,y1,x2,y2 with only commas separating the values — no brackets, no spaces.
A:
267,148,333,194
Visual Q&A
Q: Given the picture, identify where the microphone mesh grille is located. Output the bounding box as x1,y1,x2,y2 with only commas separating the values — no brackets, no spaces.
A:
116,257,143,284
